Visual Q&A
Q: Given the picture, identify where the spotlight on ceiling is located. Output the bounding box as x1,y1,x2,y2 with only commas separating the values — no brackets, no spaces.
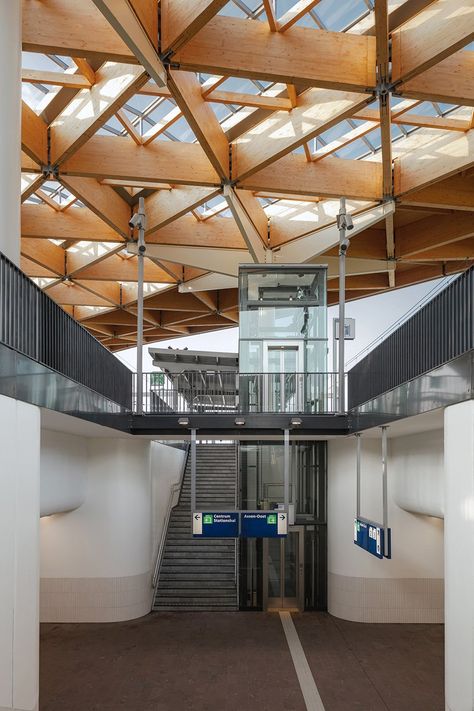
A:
290,417,302,427
178,417,190,426
234,417,245,426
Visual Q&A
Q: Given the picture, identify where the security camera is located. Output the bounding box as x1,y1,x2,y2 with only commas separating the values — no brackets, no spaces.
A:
336,213,354,231
138,244,146,255
129,213,141,229
340,238,350,253
345,213,354,230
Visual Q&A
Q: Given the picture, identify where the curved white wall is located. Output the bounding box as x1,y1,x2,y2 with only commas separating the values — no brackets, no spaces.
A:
392,430,444,518
328,432,444,623
40,430,86,517
40,435,152,622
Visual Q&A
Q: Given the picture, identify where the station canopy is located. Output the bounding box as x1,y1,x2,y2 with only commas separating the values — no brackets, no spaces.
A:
21,0,474,351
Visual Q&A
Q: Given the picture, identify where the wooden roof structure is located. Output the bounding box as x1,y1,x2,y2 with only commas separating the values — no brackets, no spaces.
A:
20,0,474,351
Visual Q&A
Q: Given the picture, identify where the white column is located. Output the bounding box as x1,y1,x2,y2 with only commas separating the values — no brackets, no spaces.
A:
0,0,21,265
444,400,474,711
0,395,41,711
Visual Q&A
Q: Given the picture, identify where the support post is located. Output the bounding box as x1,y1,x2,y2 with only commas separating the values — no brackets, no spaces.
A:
381,425,388,555
191,428,197,514
336,197,352,414
134,197,146,414
284,428,290,512
356,432,361,520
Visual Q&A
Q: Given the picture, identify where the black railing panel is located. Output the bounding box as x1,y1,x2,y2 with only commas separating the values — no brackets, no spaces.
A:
0,252,132,409
135,371,343,414
348,267,474,409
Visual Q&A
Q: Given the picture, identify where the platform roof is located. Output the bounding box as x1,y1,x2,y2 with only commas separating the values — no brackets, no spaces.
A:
20,0,474,351
149,347,238,372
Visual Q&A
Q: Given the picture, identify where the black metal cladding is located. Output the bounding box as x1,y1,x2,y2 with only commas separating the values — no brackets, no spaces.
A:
0,252,132,409
348,267,474,409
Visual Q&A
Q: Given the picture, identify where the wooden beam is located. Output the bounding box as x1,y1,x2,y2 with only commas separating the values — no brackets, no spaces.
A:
91,0,167,86
161,0,228,53
147,214,245,248
22,0,135,62
50,62,147,164
21,101,47,165
22,69,92,90
21,237,65,276
206,90,292,111
61,135,221,186
396,50,474,106
173,16,376,92
262,0,278,31
72,58,97,85
392,0,474,84
277,1,322,33
58,177,131,238
396,211,474,257
144,186,221,233
129,0,158,47
239,154,383,201
22,203,123,243
233,88,372,179
223,186,268,262
399,175,474,211
70,254,175,282
21,173,44,202
395,128,474,195
402,237,474,261
167,70,229,179
47,282,115,307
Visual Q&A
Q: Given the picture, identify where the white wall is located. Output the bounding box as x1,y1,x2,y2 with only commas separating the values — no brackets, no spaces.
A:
40,430,86,517
328,431,444,622
0,0,21,265
444,400,474,711
0,395,40,711
40,432,186,623
392,430,444,518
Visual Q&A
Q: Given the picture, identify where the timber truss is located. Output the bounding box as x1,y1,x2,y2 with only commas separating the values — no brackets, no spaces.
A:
20,0,474,351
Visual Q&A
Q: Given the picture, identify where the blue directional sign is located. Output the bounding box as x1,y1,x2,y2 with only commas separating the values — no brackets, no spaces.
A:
193,512,239,538
354,518,391,559
241,511,288,538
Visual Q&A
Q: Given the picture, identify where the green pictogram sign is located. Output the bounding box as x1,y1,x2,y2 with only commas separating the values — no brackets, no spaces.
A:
203,514,213,524
150,372,165,386
266,514,277,525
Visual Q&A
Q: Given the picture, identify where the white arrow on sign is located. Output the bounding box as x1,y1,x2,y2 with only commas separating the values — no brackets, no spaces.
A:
278,513,288,536
193,512,202,536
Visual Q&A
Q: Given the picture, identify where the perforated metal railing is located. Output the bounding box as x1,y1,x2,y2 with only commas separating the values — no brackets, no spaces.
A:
133,371,344,414
0,251,132,409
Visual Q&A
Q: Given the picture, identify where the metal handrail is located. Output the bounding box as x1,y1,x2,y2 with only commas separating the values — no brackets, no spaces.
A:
135,371,345,414
151,443,190,590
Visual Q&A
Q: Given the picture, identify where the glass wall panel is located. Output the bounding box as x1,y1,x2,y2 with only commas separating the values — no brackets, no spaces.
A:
238,267,328,413
238,441,327,611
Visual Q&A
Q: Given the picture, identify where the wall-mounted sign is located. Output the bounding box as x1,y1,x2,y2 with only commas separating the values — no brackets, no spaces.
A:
241,511,287,538
354,518,391,559
193,512,239,538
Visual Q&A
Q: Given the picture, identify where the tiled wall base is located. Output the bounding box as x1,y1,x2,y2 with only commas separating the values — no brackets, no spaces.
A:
0,706,38,711
40,572,151,623
328,573,444,623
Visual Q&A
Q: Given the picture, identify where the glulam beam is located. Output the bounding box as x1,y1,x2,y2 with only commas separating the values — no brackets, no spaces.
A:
161,0,228,53
173,16,376,92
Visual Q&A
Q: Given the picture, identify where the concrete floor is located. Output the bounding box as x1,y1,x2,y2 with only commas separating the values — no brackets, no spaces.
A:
40,612,444,711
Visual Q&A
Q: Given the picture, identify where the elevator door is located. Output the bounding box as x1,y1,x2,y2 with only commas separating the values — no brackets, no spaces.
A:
263,526,304,611
263,343,304,412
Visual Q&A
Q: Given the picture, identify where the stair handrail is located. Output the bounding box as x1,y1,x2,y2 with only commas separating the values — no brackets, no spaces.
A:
152,443,190,590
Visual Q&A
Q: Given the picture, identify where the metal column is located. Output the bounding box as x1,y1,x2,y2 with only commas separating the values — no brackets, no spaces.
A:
190,428,197,514
356,432,361,520
284,428,290,512
134,197,146,414
381,425,388,554
336,197,351,414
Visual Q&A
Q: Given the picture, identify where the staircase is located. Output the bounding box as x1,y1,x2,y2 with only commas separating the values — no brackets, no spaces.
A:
153,443,238,611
